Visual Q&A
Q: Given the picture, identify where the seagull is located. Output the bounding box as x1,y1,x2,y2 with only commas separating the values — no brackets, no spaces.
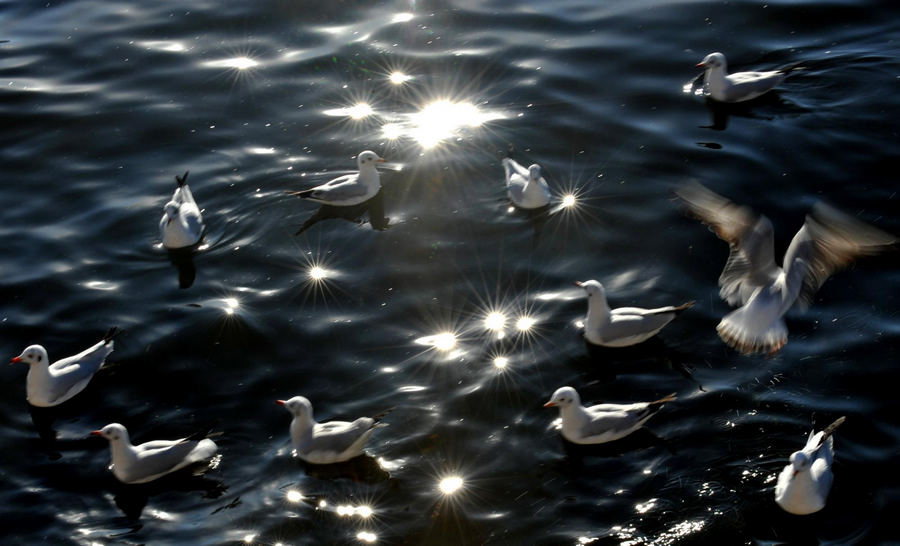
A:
544,386,676,444
277,396,389,464
775,416,846,515
160,171,204,249
696,52,799,103
10,327,118,407
92,423,219,484
502,155,551,209
286,150,385,207
576,280,693,347
676,182,896,355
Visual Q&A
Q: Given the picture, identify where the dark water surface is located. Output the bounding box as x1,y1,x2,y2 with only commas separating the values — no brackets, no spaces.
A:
2,0,899,544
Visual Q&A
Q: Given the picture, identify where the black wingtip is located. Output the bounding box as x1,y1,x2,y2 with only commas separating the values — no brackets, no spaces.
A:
505,144,515,159
175,171,190,187
371,407,395,423
103,326,120,343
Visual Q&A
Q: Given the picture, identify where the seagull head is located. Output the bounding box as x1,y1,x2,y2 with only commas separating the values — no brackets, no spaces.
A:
696,52,726,70
528,164,542,181
277,395,313,418
574,279,606,299
357,150,385,169
92,423,129,443
164,201,181,224
788,450,810,478
544,386,581,408
10,345,48,366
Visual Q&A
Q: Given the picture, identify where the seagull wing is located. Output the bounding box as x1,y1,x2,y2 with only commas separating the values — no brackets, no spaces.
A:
502,157,530,180
676,182,778,305
310,418,375,454
790,203,896,310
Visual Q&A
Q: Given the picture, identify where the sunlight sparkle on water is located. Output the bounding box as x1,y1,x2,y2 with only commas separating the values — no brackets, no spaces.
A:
324,102,374,120
309,266,328,281
357,531,377,543
493,356,509,370
389,71,413,85
439,476,464,495
286,489,303,503
562,194,577,207
516,316,536,332
223,298,240,315
433,332,457,351
204,56,258,70
391,12,414,23
381,122,404,140
484,311,506,332
410,100,494,149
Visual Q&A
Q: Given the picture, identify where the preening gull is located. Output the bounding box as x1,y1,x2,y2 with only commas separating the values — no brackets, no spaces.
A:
160,171,204,249
775,416,846,515
502,154,551,209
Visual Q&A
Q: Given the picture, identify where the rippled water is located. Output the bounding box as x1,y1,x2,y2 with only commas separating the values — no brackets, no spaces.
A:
2,0,899,544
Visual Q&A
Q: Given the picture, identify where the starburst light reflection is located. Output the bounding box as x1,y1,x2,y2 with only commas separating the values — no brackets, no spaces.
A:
389,71,413,85
438,476,464,495
515,315,536,332
286,489,303,503
492,356,509,370
203,56,259,70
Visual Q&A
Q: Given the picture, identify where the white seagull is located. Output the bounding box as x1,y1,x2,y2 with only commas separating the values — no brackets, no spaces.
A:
544,386,676,444
775,416,846,515
287,150,385,207
277,396,389,464
696,52,798,103
576,280,693,347
676,182,896,355
11,327,118,407
160,171,204,249
502,156,551,209
92,423,219,484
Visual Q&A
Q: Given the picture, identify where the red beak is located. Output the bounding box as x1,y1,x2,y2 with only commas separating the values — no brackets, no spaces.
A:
276,400,286,406
695,62,706,68
543,401,556,408
574,281,583,287
9,356,21,364
376,158,386,163
91,430,103,436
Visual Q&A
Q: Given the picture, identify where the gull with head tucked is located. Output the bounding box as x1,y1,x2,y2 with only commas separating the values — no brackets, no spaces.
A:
576,280,693,347
277,396,390,464
502,150,551,209
160,171,204,249
11,327,118,407
696,51,800,103
544,386,676,444
775,416,846,515
92,423,219,484
287,150,385,207
676,182,895,355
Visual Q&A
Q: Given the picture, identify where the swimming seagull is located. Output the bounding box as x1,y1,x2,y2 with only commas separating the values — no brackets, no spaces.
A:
160,171,204,249
277,396,390,464
576,280,694,347
10,327,118,407
286,150,385,207
92,423,219,484
544,386,676,444
775,416,846,515
676,182,896,355
696,52,800,103
502,152,551,209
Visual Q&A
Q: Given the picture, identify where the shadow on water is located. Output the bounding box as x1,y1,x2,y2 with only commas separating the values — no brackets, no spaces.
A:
293,190,389,236
300,454,391,483
698,93,810,132
111,470,228,520
574,336,704,391
166,248,197,289
555,428,675,473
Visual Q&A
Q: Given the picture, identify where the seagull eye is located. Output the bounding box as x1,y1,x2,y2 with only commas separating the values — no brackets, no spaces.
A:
37,355,42,362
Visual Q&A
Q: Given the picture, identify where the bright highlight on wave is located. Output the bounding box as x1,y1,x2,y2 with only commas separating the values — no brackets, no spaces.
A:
484,311,507,332
493,356,509,370
203,56,258,70
409,100,501,149
561,194,577,208
223,298,240,315
324,102,374,120
515,316,536,332
308,266,328,281
285,489,303,503
357,531,377,543
439,476,464,495
389,71,413,85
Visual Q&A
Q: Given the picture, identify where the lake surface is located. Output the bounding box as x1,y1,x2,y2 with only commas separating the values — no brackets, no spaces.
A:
1,0,899,544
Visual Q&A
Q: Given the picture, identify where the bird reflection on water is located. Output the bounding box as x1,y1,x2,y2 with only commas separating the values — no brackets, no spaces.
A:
294,189,389,236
